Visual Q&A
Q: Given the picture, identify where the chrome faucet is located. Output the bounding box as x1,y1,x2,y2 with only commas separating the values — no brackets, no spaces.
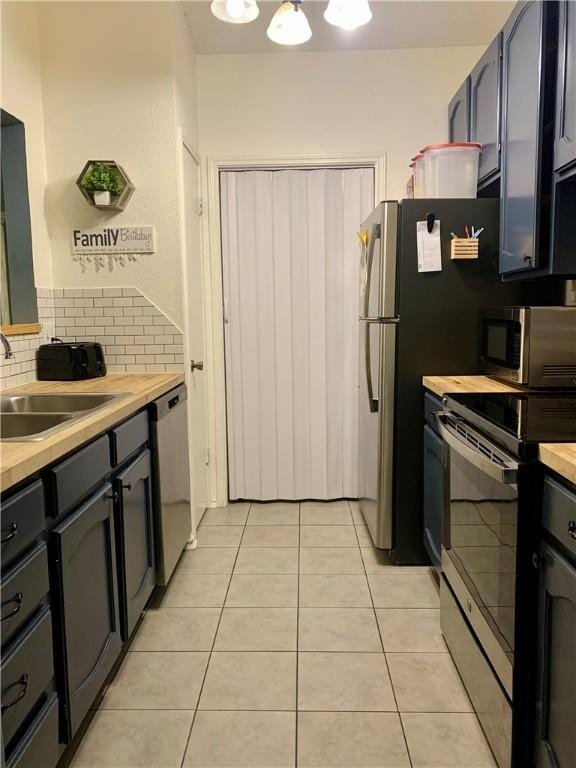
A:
0,332,14,359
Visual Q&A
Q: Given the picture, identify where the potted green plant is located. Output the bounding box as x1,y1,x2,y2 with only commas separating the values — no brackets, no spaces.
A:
79,162,124,206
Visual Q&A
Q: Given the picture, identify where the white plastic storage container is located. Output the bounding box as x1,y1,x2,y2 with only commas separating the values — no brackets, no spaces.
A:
421,143,481,198
412,153,426,198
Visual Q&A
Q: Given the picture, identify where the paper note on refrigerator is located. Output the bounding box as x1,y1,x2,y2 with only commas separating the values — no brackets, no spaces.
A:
416,220,442,272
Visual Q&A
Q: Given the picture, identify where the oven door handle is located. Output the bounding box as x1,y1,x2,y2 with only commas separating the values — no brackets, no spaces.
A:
436,413,519,485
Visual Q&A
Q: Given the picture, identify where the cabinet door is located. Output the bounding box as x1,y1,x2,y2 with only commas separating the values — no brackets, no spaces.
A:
448,78,471,142
500,0,547,274
53,485,121,739
115,450,155,640
555,0,576,172
423,425,443,568
535,542,576,768
471,33,502,182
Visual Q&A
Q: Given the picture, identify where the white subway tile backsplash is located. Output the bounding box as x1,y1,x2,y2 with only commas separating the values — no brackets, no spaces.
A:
1,286,184,387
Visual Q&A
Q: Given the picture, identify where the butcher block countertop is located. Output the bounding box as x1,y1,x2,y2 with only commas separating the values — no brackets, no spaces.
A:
0,373,184,493
422,375,522,398
422,374,576,485
538,444,576,486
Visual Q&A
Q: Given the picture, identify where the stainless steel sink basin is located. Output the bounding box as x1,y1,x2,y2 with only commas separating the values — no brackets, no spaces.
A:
0,393,118,414
0,392,126,441
0,413,75,440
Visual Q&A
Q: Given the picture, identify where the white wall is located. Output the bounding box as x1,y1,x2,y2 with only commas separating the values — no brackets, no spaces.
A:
1,2,53,287
171,5,200,154
197,46,485,199
39,1,196,327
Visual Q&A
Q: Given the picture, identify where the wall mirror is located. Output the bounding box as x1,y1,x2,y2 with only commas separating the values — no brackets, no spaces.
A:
1,108,39,334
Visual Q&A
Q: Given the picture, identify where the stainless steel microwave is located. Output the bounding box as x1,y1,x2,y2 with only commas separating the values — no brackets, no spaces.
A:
481,306,576,387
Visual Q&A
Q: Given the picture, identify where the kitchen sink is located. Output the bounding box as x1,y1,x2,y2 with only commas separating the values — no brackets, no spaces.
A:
0,413,75,440
0,393,118,414
0,392,126,441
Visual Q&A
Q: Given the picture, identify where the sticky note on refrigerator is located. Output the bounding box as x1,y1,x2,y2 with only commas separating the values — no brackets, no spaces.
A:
416,220,442,272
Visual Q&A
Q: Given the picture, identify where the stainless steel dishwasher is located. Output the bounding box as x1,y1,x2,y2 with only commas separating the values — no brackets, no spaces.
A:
150,384,191,585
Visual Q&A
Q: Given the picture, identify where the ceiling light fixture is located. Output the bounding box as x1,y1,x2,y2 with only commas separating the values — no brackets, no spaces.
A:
210,0,259,24
267,0,312,46
324,0,372,30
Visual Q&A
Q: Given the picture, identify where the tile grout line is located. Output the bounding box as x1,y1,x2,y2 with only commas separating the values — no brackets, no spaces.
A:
177,506,249,768
353,514,415,768
295,501,301,768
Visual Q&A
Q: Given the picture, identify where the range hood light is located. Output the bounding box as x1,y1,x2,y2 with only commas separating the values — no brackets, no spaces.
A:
267,0,312,46
210,0,260,24
324,0,372,30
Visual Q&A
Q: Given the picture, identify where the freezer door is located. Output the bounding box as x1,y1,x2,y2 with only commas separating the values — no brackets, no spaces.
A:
358,321,396,549
360,201,399,321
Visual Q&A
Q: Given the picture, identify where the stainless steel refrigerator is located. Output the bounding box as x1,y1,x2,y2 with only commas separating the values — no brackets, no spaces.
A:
358,198,530,563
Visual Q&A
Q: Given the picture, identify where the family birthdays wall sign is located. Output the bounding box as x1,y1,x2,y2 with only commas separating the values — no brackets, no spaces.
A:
71,226,155,272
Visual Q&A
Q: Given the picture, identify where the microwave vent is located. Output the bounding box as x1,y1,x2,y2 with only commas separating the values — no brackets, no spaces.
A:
541,365,576,378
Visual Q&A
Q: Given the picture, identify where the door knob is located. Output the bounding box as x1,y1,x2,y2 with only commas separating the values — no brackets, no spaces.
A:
191,360,204,371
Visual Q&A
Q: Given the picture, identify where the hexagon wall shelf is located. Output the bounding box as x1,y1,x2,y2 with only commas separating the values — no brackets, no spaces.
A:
76,160,135,212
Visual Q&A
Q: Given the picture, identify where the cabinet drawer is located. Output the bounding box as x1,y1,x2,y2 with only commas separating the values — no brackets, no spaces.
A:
1,482,45,569
543,476,576,558
49,436,111,516
1,607,54,747
1,544,50,648
6,694,61,768
424,392,443,433
110,410,149,467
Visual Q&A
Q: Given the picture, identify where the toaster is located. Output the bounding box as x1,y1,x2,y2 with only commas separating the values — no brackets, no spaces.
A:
37,339,107,381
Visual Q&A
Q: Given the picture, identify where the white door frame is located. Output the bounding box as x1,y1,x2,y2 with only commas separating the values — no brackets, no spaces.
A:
201,152,386,508
176,127,204,542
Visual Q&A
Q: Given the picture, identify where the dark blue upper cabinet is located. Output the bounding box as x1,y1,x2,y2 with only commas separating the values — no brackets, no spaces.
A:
554,0,576,172
448,78,471,142
470,33,502,183
500,1,556,275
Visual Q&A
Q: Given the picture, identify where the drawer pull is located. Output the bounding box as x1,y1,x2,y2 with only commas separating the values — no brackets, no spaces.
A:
569,520,576,540
1,674,29,712
1,522,18,543
1,592,23,620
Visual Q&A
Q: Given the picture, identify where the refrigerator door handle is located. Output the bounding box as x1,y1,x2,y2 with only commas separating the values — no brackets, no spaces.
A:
359,317,399,324
363,223,381,319
364,323,378,413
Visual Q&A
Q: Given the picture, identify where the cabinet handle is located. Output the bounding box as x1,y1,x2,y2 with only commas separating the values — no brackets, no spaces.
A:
1,592,23,621
1,674,29,712
1,522,18,543
105,491,119,503
122,484,132,492
569,520,576,540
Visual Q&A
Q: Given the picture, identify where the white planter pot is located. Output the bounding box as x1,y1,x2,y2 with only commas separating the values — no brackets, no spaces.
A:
93,190,111,206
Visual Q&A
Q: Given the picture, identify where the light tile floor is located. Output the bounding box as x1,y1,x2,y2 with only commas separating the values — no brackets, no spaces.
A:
72,501,496,768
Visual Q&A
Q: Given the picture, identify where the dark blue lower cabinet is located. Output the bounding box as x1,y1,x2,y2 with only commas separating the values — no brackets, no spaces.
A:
53,484,121,740
423,425,443,568
535,541,576,768
114,450,155,641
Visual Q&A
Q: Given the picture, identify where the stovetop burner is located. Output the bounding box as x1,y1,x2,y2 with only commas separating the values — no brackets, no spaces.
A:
444,391,576,456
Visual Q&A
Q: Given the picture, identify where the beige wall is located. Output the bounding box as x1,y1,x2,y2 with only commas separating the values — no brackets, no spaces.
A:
197,46,484,199
39,1,197,327
1,2,53,287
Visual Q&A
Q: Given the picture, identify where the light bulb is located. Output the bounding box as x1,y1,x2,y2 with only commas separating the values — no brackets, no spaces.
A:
324,0,372,31
267,1,312,46
210,0,259,24
225,0,245,19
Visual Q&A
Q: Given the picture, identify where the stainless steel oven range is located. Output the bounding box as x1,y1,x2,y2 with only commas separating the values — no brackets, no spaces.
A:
436,392,576,768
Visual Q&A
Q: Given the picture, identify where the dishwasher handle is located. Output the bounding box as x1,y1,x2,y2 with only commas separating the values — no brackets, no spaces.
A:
152,384,188,421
